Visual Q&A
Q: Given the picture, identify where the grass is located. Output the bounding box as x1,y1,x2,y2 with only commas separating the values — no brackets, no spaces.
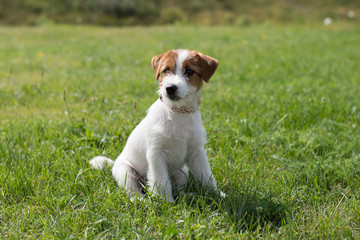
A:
0,22,360,238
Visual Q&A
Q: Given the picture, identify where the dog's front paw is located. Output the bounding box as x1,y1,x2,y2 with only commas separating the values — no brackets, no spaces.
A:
218,190,227,198
129,192,145,203
164,193,175,203
149,191,175,203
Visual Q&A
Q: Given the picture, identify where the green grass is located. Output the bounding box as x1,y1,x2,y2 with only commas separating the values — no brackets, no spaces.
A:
1,23,360,238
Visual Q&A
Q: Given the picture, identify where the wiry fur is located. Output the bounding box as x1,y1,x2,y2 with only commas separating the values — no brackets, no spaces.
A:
90,49,224,202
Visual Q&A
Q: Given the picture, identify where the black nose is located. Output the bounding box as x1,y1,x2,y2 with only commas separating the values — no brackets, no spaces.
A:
166,85,178,95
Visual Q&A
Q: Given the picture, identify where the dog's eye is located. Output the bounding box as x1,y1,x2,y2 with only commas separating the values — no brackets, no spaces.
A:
184,68,195,76
162,68,171,74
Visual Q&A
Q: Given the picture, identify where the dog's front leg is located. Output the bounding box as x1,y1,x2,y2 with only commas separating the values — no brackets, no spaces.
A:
186,147,218,189
146,150,174,202
187,147,226,198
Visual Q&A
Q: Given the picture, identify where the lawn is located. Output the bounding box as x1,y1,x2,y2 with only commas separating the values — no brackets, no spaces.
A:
0,23,359,238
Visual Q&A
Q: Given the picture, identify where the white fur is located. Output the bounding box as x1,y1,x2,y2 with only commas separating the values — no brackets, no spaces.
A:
90,50,223,202
176,50,190,74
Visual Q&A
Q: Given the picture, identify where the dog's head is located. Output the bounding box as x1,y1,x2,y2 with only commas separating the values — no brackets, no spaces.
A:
152,49,218,108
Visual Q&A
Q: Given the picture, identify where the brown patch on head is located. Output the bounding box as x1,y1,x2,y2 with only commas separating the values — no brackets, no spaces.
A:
182,51,203,90
151,50,178,86
182,50,219,90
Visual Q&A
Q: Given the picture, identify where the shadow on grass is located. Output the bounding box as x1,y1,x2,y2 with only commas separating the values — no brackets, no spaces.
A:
179,181,287,233
221,190,286,232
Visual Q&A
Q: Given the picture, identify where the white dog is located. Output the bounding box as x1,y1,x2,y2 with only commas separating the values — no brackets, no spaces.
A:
90,49,224,202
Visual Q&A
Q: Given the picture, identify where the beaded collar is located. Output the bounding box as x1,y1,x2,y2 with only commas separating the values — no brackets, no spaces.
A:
171,105,197,114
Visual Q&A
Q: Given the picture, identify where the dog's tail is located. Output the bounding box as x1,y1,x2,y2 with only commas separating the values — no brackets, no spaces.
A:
89,156,114,169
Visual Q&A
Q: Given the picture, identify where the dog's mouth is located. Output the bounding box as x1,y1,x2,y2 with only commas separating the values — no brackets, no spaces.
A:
159,93,181,102
167,94,181,101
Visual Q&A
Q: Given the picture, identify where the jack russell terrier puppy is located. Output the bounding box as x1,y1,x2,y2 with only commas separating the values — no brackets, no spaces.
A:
90,49,225,202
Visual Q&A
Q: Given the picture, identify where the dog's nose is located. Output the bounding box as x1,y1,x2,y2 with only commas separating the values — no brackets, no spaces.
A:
166,85,178,96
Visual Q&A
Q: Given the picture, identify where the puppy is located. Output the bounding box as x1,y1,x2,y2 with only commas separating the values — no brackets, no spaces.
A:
90,49,224,202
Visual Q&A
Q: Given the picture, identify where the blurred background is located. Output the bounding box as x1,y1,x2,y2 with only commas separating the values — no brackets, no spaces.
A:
0,0,358,26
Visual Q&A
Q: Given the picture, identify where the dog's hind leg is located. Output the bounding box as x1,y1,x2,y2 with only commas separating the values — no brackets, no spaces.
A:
112,161,145,199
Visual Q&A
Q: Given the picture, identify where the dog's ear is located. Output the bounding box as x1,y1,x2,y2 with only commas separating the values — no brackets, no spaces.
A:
198,53,219,82
151,53,164,80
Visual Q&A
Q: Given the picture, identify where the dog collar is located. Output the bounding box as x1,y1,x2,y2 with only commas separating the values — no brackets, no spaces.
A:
171,105,197,114
159,94,197,114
